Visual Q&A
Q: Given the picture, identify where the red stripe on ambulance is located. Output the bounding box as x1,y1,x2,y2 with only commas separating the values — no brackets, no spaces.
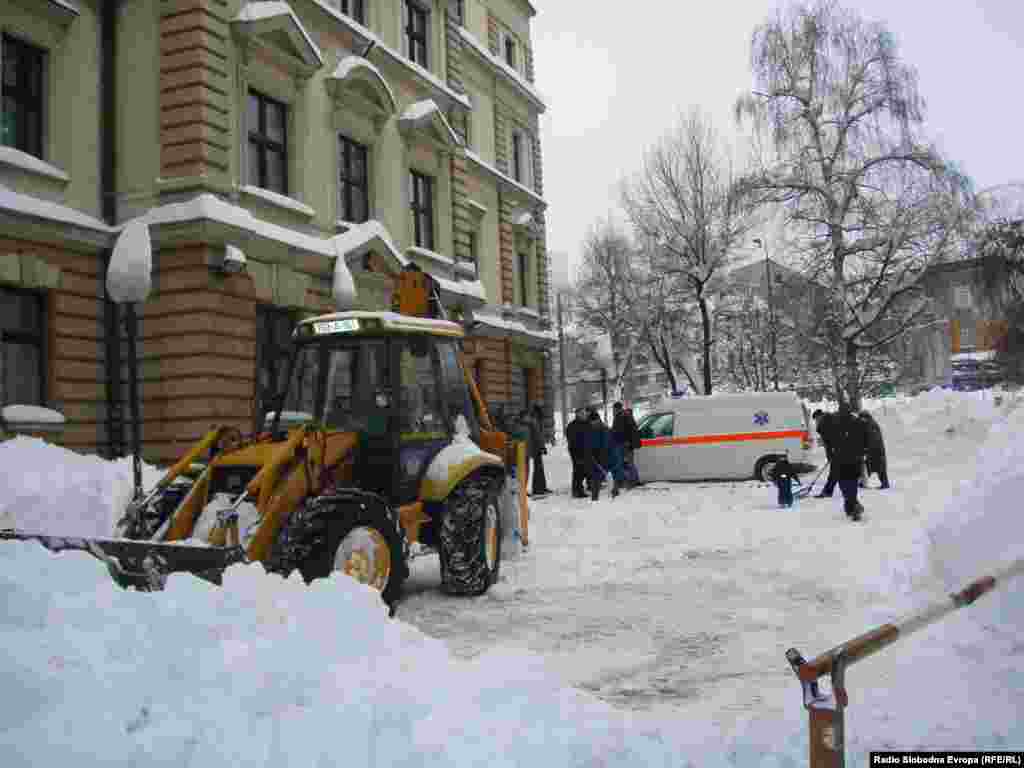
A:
641,429,809,448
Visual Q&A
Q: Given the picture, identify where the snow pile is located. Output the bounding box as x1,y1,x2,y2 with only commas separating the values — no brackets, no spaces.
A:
0,436,162,537
0,544,684,767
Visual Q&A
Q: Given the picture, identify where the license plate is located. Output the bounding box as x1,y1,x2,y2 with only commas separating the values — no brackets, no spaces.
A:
313,318,359,335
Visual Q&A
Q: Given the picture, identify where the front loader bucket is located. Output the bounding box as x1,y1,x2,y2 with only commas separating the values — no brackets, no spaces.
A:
1,530,246,591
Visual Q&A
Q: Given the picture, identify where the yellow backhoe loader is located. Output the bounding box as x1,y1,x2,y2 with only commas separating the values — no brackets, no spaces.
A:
3,266,527,603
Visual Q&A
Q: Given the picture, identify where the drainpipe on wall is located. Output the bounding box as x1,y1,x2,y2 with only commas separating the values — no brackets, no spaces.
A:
100,0,123,459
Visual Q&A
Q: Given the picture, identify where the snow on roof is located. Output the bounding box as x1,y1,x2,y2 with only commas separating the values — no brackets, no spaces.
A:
408,245,454,268
472,309,556,343
0,183,114,234
332,219,408,268
435,275,487,303
463,150,546,209
297,310,463,335
456,26,546,112
399,99,461,147
239,185,316,217
138,193,335,257
328,55,397,114
233,1,323,67
44,0,79,16
0,146,70,183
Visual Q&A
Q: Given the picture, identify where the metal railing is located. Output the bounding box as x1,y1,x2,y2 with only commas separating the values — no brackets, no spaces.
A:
785,557,1024,767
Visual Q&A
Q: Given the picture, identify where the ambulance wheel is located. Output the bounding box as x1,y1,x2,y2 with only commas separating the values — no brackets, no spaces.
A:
754,455,782,483
438,476,502,596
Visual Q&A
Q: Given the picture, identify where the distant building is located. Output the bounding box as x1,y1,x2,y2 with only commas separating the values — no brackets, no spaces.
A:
901,258,1010,389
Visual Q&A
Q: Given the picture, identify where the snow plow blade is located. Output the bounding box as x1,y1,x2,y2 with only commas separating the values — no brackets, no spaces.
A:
0,529,246,591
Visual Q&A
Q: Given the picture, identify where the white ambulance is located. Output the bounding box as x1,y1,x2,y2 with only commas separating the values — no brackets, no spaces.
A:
633,391,815,483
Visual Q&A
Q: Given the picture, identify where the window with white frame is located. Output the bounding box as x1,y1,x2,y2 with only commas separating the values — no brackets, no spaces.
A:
403,0,429,68
0,286,46,405
409,170,434,250
1,33,47,159
503,33,516,70
510,128,532,188
518,250,529,307
338,135,369,223
247,89,288,194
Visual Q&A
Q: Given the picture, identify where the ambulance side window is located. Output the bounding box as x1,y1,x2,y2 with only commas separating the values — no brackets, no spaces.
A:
638,412,674,439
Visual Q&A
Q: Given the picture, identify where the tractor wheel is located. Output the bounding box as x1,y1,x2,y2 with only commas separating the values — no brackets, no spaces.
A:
295,496,408,605
754,455,782,483
438,477,502,596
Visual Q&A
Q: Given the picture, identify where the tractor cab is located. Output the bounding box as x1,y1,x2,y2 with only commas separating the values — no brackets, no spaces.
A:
267,311,482,508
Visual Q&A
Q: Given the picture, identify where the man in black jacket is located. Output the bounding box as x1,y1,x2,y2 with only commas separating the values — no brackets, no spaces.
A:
860,411,890,489
812,409,840,498
833,402,869,520
564,408,588,498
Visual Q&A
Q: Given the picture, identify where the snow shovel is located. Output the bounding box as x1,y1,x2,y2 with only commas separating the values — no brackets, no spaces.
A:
794,461,830,500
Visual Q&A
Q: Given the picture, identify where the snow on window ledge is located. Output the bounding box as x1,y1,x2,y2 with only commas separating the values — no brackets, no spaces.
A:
515,306,540,319
463,150,545,208
1,404,67,432
408,245,455,268
239,185,316,218
455,260,477,278
0,147,70,185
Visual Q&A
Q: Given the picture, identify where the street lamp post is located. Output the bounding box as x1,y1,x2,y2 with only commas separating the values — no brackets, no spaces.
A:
753,238,780,391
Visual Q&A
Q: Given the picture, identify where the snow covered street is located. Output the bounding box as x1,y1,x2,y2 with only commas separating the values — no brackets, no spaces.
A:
398,394,1005,732
1,389,1022,766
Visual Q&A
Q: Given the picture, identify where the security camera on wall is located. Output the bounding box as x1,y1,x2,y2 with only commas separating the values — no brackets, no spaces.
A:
222,244,247,275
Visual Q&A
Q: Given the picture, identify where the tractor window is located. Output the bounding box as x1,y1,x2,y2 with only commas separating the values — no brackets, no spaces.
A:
397,338,445,438
281,344,320,422
436,340,478,437
323,341,390,432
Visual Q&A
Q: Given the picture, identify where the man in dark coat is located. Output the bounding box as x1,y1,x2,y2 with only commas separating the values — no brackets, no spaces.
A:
860,411,890,489
623,406,641,487
564,408,588,498
609,402,630,494
812,408,840,498
528,403,551,496
833,402,869,520
582,410,611,501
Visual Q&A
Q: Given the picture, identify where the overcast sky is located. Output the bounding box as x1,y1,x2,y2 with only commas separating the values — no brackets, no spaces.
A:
532,0,1024,285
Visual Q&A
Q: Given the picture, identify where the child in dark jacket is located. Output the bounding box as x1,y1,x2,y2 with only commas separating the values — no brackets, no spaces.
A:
770,456,798,508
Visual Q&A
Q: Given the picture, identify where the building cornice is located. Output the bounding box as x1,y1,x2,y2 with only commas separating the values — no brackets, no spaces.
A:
456,26,545,113
463,150,546,210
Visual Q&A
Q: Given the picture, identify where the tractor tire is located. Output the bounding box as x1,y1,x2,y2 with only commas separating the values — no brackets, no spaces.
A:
287,494,409,605
754,455,782,483
438,476,502,596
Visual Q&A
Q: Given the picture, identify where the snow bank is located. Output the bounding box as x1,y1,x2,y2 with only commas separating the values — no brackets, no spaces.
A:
0,542,689,767
0,436,162,537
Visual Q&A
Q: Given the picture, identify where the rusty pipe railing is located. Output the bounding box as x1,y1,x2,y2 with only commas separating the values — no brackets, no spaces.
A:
786,556,1024,768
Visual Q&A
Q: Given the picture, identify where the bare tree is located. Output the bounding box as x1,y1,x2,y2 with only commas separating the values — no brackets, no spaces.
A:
573,220,640,400
735,0,972,408
622,109,755,395
631,242,704,394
